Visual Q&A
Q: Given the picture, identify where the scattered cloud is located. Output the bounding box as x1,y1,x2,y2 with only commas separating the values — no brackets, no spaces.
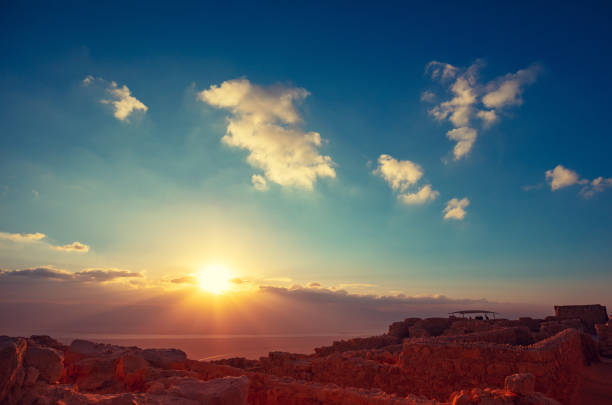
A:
544,164,611,198
581,177,612,198
1,266,141,283
32,190,39,199
251,174,269,191
73,268,143,282
374,154,423,192
420,90,436,103
2,266,73,280
0,232,46,242
482,66,540,109
52,241,90,253
374,154,438,205
83,76,148,122
0,230,90,253
443,197,470,220
545,165,581,190
425,61,458,81
307,282,321,288
171,276,198,284
259,285,488,307
425,60,540,160
198,78,336,190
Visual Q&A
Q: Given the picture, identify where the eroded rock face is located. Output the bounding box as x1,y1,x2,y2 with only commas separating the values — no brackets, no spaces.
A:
0,336,27,403
63,339,191,393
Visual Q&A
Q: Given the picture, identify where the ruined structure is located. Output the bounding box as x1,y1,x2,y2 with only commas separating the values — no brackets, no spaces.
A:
554,304,608,333
1,304,610,404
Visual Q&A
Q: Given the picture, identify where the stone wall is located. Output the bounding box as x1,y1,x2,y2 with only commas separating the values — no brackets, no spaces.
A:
554,304,608,333
313,335,399,357
399,328,587,403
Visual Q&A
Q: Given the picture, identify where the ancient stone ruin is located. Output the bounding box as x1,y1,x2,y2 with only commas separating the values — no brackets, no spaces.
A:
1,304,610,404
554,304,608,333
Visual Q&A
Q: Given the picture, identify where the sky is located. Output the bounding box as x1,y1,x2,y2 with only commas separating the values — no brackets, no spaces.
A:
1,1,611,334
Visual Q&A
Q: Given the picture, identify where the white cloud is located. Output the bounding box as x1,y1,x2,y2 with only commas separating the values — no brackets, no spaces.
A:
374,154,438,205
430,76,477,127
544,165,612,198
545,165,580,190
580,176,612,198
443,197,470,220
101,81,148,121
424,61,539,160
198,79,336,190
0,232,46,242
83,76,148,122
482,65,540,109
251,174,269,191
446,127,477,160
1,266,141,283
373,154,423,192
398,184,439,205
52,241,90,253
0,231,90,253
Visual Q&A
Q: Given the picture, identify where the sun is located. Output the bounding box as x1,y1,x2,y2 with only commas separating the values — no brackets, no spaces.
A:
198,264,233,294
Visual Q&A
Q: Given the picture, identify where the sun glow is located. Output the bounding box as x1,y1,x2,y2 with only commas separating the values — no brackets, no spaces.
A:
198,264,233,294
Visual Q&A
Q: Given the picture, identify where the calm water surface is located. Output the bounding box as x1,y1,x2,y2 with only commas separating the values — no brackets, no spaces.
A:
49,332,383,360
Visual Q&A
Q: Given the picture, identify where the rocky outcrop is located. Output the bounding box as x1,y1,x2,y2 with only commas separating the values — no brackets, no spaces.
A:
0,336,27,403
0,335,249,405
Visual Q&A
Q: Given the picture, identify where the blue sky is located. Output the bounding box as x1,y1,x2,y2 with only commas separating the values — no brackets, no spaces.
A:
1,1,611,309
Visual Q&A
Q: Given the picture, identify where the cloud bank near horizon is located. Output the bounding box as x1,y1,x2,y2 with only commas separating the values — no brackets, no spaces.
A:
0,265,552,335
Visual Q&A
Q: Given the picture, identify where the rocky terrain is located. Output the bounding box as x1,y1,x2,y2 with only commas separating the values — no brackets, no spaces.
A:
2,306,611,405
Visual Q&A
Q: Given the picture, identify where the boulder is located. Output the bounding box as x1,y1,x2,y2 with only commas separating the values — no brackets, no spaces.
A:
142,348,187,369
0,336,27,402
23,342,63,383
29,335,67,351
